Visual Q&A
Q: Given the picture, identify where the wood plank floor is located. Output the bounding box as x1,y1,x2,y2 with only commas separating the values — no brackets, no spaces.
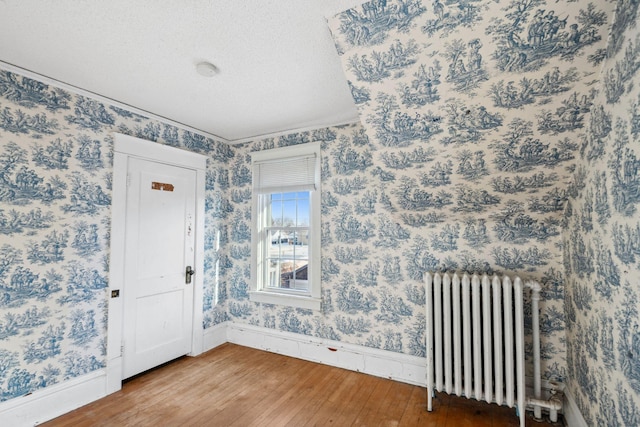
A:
43,344,564,427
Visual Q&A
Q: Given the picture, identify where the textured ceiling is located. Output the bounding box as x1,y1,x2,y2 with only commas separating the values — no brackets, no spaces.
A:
0,1,366,143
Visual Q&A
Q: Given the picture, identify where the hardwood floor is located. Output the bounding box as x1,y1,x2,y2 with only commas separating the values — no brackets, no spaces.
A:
43,344,563,426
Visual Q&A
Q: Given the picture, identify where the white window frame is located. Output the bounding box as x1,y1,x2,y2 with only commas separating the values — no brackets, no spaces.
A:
250,142,321,311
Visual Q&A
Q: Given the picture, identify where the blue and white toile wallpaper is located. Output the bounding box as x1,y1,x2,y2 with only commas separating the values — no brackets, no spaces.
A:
563,0,640,424
1,0,639,422
221,0,595,378
0,69,232,402
222,0,637,422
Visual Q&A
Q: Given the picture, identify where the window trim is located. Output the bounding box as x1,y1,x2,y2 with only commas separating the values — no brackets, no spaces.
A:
249,142,322,311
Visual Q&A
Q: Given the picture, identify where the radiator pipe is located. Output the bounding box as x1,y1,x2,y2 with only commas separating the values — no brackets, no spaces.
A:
526,395,562,422
527,281,543,420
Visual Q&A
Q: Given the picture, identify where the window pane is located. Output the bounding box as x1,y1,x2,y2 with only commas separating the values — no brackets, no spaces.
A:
266,227,309,291
296,197,309,227
277,260,308,289
268,260,279,287
270,199,282,226
270,192,311,227
263,190,312,292
282,199,296,227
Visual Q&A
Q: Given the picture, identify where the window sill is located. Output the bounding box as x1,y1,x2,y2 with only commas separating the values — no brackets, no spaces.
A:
249,290,321,311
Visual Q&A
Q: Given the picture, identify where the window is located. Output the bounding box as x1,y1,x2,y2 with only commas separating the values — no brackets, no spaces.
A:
250,142,321,310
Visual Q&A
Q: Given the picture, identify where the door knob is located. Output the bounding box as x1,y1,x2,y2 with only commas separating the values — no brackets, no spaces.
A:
185,266,195,284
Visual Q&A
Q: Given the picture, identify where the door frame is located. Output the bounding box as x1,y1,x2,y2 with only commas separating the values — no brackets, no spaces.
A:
106,133,207,394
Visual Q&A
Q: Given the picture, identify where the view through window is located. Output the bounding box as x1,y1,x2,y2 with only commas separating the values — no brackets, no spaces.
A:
266,191,310,291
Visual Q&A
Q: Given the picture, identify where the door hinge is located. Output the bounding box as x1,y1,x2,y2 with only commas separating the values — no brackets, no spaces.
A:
126,173,131,188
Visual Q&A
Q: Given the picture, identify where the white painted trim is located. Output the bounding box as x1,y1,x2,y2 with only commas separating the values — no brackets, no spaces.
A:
190,165,206,357
106,143,128,395
226,323,426,386
225,323,566,418
107,133,207,393
203,322,229,352
249,291,322,311
0,61,361,145
1,319,574,426
114,133,207,170
230,118,361,145
0,370,106,427
250,142,322,310
563,387,587,427
0,61,229,144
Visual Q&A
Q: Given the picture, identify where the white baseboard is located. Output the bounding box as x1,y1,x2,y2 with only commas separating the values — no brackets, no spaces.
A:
0,370,107,427
203,321,229,351
563,387,587,427
0,321,576,426
226,322,426,386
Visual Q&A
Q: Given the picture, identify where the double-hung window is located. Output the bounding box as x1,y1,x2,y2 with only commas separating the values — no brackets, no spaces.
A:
250,142,321,310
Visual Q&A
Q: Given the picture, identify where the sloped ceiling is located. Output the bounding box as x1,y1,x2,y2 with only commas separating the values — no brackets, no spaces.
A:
0,1,366,143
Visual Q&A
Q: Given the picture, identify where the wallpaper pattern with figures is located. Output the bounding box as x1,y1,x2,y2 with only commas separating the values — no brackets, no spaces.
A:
0,69,232,402
563,0,640,424
212,0,621,389
1,0,639,423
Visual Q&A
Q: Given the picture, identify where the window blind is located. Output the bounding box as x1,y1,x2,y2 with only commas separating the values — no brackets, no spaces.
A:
253,153,317,194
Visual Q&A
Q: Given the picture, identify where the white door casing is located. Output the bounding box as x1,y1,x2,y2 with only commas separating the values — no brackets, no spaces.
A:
107,134,206,392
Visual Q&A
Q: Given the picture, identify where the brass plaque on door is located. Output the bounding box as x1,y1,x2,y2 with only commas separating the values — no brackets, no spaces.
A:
151,182,174,192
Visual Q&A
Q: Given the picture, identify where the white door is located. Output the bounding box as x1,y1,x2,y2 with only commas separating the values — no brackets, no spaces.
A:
122,157,196,379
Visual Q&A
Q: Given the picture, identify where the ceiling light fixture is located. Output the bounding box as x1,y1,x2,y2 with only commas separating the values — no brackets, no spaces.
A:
196,61,218,77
